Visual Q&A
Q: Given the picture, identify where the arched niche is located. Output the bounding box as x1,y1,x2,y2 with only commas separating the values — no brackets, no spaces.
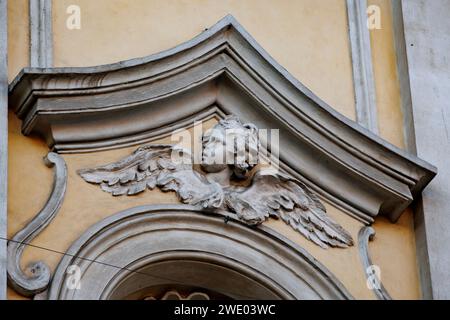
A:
48,205,352,300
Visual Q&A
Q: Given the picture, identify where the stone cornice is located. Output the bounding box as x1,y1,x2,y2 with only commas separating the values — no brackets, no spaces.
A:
8,15,436,224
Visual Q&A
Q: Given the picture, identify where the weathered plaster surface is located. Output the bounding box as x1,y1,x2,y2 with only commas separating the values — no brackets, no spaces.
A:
52,0,356,120
402,0,450,299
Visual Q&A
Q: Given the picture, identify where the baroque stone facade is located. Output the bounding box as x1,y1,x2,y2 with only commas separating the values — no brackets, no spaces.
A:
1,1,449,300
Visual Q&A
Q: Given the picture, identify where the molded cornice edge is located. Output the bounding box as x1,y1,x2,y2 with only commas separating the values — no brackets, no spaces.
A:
8,15,436,224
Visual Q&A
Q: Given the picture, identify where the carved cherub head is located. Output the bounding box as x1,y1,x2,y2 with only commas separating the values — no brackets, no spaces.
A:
78,115,353,249
201,115,259,179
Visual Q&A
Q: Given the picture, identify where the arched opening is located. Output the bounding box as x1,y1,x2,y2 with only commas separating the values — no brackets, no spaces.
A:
108,257,280,300
48,205,352,300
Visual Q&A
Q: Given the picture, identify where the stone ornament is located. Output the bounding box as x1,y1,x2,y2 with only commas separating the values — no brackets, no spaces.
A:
358,226,392,300
7,152,67,297
9,15,437,226
78,116,353,249
144,290,210,300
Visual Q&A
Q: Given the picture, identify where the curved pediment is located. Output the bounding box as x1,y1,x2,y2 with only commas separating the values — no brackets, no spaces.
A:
8,15,435,224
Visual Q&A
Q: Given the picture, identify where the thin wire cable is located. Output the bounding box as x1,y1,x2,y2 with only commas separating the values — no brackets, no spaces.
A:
1,236,262,300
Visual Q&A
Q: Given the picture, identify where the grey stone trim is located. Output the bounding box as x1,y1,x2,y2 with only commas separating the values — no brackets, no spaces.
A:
29,0,52,67
0,0,7,301
346,0,378,133
401,0,450,300
391,0,416,154
47,204,353,300
413,199,432,299
391,0,430,299
358,226,392,300
8,15,436,225
7,153,67,297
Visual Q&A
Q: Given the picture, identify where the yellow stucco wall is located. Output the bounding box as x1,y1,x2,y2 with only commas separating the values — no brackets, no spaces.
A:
52,0,356,120
6,0,419,300
369,0,405,149
7,115,420,300
7,0,28,83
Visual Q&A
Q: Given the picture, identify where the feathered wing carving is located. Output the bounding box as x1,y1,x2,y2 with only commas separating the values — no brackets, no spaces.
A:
77,139,353,249
224,171,354,249
77,144,224,208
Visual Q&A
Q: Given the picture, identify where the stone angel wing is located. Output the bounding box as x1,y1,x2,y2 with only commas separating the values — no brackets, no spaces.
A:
225,171,354,249
77,144,224,208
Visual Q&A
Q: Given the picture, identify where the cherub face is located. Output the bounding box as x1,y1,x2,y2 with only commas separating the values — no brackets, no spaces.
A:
78,115,353,249
201,116,259,178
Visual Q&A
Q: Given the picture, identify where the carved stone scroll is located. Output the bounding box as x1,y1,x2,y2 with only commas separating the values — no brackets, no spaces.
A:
7,152,67,297
358,226,392,300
